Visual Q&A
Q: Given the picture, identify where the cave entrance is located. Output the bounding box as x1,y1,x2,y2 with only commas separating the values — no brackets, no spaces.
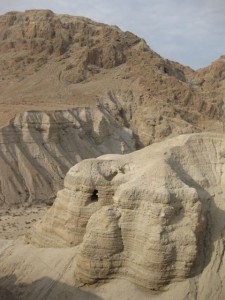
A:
91,189,99,202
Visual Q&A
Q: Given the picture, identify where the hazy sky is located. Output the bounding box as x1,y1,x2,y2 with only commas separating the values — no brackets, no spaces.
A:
0,0,225,69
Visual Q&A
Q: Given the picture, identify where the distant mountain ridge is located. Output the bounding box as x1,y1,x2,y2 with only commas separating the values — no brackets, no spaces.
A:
0,10,225,206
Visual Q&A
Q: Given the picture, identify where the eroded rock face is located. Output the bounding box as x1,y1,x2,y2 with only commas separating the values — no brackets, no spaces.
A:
1,11,225,209
1,10,224,142
27,133,225,290
0,108,135,206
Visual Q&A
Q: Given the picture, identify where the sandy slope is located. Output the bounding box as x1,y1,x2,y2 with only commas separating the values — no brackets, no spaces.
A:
0,239,153,300
0,206,47,240
1,238,222,300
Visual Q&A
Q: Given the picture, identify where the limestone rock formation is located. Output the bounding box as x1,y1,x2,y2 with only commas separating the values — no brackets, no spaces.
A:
0,108,135,206
27,133,225,291
1,10,225,208
0,10,224,139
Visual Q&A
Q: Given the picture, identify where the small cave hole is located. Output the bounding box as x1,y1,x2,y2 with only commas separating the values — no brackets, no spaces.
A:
91,189,99,202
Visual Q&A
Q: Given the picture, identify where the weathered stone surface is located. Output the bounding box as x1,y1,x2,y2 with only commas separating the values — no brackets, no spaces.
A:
27,133,225,290
0,10,223,145
0,108,135,206
1,10,225,209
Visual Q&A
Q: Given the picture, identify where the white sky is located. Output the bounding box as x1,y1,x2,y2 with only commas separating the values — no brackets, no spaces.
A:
0,0,225,69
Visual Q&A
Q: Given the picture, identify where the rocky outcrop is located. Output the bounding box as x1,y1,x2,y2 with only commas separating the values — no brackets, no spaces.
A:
0,10,145,87
194,55,225,103
1,10,225,209
1,10,225,298
1,10,225,208
0,10,208,208
0,107,135,206
27,133,225,291
1,10,224,136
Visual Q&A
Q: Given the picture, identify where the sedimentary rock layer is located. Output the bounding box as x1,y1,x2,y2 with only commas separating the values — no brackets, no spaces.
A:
1,10,225,209
0,107,135,206
27,133,225,290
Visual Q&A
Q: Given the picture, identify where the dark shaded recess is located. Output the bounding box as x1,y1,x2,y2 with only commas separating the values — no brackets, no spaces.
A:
91,189,99,202
168,158,225,277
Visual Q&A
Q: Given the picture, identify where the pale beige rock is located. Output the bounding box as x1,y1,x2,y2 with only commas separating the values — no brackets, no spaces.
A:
26,133,225,292
1,9,225,299
1,10,225,210
0,108,135,207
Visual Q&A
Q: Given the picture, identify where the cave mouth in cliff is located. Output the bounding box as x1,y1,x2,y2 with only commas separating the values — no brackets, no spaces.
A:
91,189,99,202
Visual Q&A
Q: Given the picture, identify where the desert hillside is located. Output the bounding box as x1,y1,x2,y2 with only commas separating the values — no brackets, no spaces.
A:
1,9,225,300
1,10,225,206
1,9,224,133
0,133,225,299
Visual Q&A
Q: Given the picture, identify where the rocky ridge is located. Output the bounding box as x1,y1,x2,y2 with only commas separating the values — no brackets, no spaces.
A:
0,107,135,206
0,9,224,130
26,133,225,293
1,10,225,206
0,9,225,300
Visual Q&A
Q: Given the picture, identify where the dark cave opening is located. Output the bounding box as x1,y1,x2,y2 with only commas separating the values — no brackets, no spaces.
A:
91,189,99,202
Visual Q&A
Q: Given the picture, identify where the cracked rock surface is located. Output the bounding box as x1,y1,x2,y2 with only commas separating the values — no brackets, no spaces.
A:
23,132,225,295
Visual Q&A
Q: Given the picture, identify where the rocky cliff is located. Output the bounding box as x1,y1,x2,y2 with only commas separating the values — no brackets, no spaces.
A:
1,9,225,300
0,9,225,207
0,107,135,206
0,9,224,131
26,133,225,293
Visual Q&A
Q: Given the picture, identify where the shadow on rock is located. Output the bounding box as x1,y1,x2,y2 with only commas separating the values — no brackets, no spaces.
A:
168,158,225,276
0,274,102,300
